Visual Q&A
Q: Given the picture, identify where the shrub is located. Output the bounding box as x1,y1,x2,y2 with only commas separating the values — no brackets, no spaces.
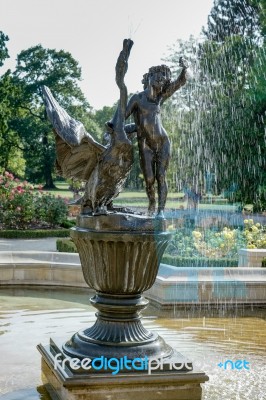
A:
162,254,238,268
0,171,69,229
56,238,77,253
166,227,198,257
0,171,36,228
60,219,76,229
165,219,266,267
0,229,70,238
37,193,69,227
243,219,266,249
192,227,245,258
166,226,246,259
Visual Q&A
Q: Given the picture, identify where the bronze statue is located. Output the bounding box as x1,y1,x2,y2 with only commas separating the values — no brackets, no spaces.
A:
43,39,188,218
124,58,188,217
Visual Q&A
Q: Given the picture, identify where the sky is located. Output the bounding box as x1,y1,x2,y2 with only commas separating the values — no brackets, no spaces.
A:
0,0,214,109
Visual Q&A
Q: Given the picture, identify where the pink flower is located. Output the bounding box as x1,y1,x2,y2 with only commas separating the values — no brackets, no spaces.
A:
16,186,25,194
16,207,21,211
4,171,14,179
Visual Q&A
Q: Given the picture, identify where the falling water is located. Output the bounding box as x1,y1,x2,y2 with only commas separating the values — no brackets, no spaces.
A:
162,1,266,207
158,0,266,265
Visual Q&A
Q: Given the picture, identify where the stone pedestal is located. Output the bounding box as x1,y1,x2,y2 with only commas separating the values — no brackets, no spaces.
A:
238,248,266,268
39,341,208,400
38,213,208,399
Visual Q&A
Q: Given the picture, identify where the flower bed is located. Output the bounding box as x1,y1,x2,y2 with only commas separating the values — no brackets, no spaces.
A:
164,219,266,268
0,171,69,229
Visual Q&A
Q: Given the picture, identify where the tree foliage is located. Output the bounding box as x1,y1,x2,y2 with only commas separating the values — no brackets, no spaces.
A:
199,0,266,205
0,31,9,67
11,45,101,187
0,31,25,176
204,0,262,42
164,0,266,207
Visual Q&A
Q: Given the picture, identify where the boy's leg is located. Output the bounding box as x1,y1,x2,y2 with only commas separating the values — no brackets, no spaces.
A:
156,146,170,214
139,146,156,215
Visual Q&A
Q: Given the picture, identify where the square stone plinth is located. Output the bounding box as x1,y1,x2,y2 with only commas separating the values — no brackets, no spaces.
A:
238,249,266,268
38,341,208,400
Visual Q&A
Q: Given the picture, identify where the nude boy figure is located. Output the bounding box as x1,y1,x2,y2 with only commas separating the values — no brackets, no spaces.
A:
125,58,188,217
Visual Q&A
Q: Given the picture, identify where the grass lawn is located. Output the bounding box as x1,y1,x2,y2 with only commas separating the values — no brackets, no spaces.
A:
44,183,185,205
113,190,185,208
41,181,74,199
45,182,239,211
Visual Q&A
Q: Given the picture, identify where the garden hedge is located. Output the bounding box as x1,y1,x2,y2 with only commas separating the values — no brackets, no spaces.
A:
162,254,238,268
56,238,77,252
0,229,70,238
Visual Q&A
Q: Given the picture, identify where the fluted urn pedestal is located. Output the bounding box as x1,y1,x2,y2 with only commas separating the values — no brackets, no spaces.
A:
64,214,174,361
38,213,208,400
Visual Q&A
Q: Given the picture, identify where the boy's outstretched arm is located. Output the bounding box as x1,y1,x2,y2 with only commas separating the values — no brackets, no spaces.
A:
162,57,189,101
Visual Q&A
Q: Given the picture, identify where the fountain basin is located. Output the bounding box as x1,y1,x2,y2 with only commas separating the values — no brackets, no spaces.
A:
0,287,265,400
1,254,266,305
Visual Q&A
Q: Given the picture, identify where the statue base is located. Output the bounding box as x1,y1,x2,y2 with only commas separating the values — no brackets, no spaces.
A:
38,340,208,400
37,213,208,399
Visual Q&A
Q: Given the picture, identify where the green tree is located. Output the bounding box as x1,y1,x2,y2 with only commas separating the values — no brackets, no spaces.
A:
164,1,266,206
204,0,262,42
0,31,9,66
0,32,26,176
250,0,266,36
197,0,266,205
94,105,116,132
0,71,26,175
12,45,101,187
196,36,266,202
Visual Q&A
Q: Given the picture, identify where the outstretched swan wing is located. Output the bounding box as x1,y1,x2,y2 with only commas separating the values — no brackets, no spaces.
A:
42,85,105,181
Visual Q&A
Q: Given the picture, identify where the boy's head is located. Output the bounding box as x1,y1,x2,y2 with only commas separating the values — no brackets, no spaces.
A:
142,64,171,89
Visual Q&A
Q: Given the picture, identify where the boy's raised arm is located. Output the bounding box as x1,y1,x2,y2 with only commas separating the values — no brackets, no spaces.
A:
162,57,189,101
